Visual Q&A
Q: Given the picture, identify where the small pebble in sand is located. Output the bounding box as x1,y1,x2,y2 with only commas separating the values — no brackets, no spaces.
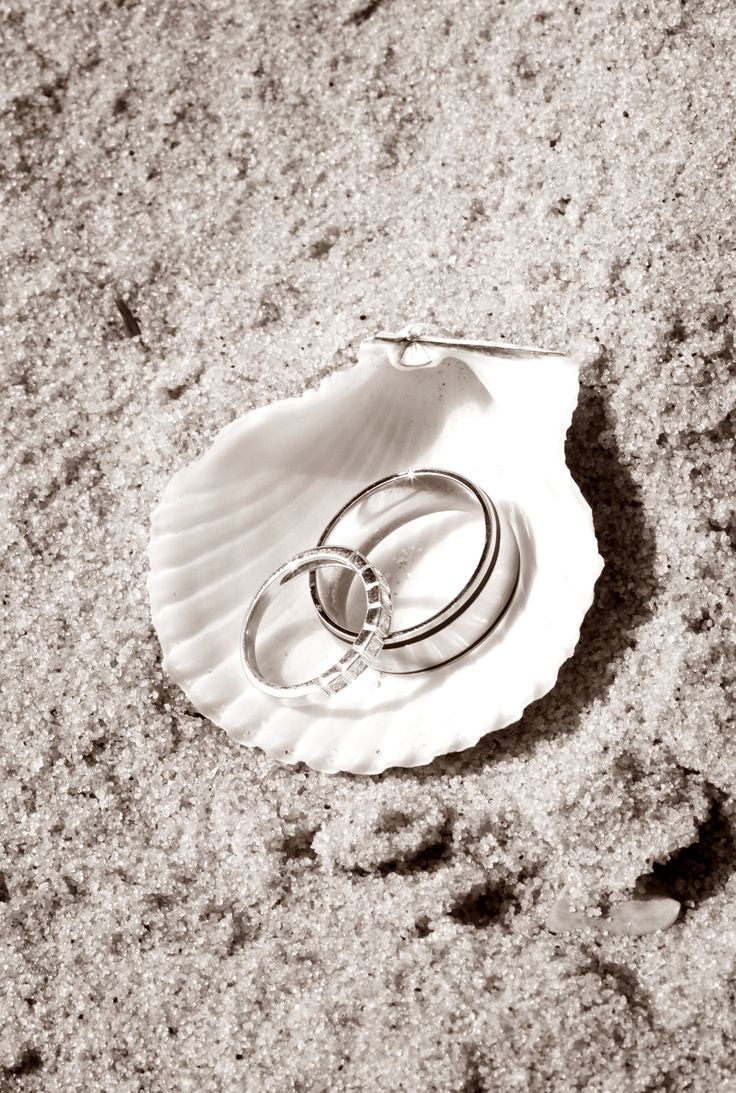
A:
546,886,681,937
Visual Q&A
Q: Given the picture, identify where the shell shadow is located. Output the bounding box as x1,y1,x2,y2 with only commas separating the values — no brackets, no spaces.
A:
403,385,659,780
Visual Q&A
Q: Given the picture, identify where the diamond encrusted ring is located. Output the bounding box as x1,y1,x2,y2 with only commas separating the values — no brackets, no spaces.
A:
241,546,392,701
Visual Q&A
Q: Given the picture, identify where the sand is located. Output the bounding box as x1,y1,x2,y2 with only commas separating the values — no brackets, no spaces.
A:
2,0,735,1088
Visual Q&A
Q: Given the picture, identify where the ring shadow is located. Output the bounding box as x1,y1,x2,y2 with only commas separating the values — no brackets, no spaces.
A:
395,384,659,781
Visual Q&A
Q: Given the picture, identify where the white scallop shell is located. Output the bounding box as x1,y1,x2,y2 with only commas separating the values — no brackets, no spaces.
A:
148,330,603,774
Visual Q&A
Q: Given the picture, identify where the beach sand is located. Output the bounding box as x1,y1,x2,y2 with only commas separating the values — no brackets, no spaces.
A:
2,0,735,1088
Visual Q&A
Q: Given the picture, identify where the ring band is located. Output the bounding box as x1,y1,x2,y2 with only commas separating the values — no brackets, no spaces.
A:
310,469,520,674
241,547,392,701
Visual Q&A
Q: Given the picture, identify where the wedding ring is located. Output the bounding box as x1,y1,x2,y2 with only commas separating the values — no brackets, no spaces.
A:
310,469,520,674
241,547,392,701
